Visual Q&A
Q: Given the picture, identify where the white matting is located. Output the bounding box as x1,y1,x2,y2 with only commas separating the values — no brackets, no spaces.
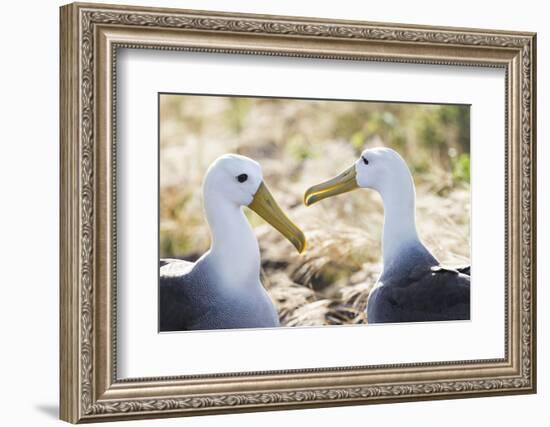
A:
116,49,505,378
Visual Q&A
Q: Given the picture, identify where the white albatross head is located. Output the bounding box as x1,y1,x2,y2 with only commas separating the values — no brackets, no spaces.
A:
203,154,307,253
204,154,264,207
303,147,414,205
303,147,426,267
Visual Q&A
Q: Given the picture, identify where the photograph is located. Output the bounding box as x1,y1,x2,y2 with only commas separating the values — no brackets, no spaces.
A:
158,94,471,332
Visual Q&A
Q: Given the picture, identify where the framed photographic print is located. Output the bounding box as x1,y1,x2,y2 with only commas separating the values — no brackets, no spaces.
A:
60,2,537,423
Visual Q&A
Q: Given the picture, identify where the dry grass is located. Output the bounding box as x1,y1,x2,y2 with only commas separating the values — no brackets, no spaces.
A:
160,95,470,326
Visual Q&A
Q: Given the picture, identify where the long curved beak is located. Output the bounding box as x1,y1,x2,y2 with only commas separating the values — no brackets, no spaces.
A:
304,165,358,206
248,182,307,254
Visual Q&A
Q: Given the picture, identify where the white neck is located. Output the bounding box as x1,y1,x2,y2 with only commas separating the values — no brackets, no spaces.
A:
377,172,428,270
203,192,261,287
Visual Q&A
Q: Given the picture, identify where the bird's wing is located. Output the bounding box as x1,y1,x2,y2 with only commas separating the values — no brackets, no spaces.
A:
159,259,198,331
368,267,470,323
431,264,471,276
455,265,470,276
159,259,279,331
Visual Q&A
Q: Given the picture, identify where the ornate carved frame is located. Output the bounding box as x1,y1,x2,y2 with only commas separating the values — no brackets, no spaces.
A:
59,2,537,423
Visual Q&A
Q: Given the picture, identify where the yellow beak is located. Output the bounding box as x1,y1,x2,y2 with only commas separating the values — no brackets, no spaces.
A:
303,165,358,206
248,182,307,254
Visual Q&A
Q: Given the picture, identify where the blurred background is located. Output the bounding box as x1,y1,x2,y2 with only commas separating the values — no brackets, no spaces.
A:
160,94,470,326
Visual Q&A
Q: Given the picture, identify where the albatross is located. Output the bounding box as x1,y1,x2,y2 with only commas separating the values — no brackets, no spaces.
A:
160,154,306,332
304,147,470,323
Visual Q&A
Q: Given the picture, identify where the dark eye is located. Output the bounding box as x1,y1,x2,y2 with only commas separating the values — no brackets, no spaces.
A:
362,156,369,165
237,173,248,183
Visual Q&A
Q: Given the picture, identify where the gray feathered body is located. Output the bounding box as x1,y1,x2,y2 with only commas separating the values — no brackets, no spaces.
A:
367,244,470,323
159,258,280,332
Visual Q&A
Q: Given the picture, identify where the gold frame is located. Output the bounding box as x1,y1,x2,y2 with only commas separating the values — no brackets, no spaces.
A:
60,2,537,423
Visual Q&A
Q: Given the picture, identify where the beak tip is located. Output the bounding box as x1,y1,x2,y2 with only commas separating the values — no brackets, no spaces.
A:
303,191,315,207
295,234,307,254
